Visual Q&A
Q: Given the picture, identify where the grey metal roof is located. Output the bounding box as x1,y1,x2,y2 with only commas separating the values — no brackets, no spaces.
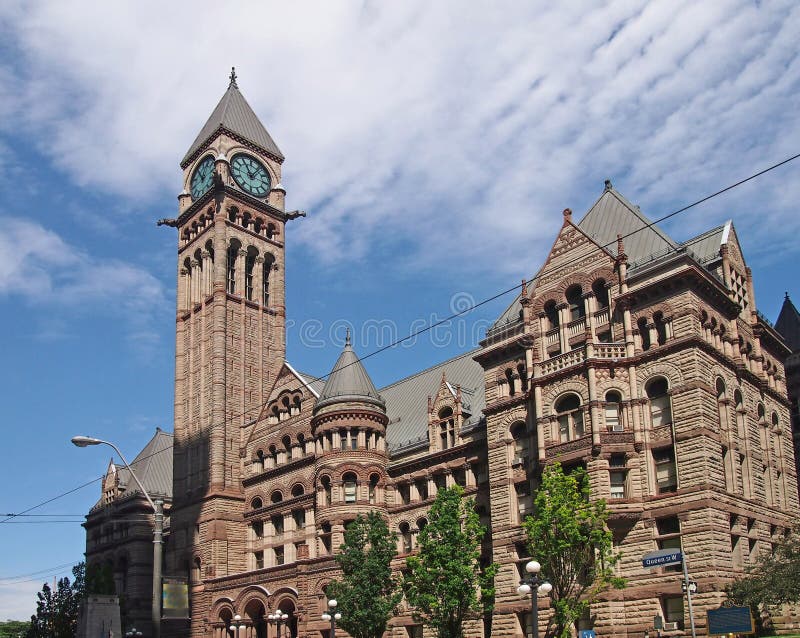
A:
182,77,284,166
578,186,678,267
315,337,386,412
381,349,485,453
294,368,327,398
491,295,523,330
776,293,800,353
681,222,727,266
117,428,173,499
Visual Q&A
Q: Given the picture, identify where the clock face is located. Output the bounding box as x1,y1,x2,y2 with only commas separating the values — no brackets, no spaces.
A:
190,156,215,200
231,154,271,197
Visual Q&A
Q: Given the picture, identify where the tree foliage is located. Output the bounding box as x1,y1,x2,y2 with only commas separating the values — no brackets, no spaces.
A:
327,511,402,638
0,620,31,638
726,525,800,623
522,463,625,638
26,563,85,638
403,485,498,638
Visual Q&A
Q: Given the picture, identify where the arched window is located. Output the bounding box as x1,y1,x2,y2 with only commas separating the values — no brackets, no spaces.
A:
510,422,530,464
654,311,668,345
254,449,265,473
715,377,726,400
592,279,609,308
399,522,412,553
271,490,283,504
283,435,293,461
638,317,651,350
517,363,528,392
251,497,263,510
646,377,672,427
555,394,584,443
438,407,456,450
417,517,428,535
369,473,379,504
291,484,304,498
269,444,278,468
544,300,559,329
605,391,623,432
566,285,584,321
343,473,357,503
321,476,332,506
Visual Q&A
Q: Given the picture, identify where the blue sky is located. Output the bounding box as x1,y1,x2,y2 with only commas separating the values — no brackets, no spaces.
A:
1,0,799,620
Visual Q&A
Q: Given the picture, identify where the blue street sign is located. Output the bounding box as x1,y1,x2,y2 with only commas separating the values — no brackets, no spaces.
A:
579,631,597,638
642,548,683,568
707,606,755,635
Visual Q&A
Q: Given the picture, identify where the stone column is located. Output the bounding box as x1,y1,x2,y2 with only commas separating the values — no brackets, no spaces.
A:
235,249,246,297
254,255,264,306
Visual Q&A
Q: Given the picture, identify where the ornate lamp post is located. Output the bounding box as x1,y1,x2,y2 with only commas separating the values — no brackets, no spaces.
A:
228,613,246,637
516,560,553,638
72,436,164,638
268,609,290,638
125,629,143,638
321,599,342,638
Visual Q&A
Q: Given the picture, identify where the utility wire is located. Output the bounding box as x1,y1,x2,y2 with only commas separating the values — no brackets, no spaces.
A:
4,151,798,524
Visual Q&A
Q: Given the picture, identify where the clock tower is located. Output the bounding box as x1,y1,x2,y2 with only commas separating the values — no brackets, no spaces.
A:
166,69,299,607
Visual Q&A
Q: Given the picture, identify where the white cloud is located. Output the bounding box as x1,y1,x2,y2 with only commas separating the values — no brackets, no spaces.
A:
0,0,798,280
0,216,168,350
0,580,41,621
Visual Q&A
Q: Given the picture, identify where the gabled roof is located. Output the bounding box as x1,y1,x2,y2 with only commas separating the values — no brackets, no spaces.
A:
381,349,485,454
92,428,173,511
315,334,385,412
182,74,284,166
578,184,678,266
775,293,800,353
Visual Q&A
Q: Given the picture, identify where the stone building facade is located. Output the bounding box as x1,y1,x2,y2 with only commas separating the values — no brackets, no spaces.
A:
87,73,800,638
775,293,800,500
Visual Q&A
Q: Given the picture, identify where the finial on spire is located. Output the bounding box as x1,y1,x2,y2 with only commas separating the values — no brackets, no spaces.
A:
604,179,613,191
521,279,528,296
229,66,238,87
563,208,572,220
345,327,351,347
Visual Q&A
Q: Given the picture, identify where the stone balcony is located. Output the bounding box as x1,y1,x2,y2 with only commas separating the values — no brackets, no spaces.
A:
539,342,626,377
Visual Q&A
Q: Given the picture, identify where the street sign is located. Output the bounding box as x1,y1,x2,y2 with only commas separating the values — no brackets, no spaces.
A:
642,548,683,568
578,631,596,638
707,606,755,636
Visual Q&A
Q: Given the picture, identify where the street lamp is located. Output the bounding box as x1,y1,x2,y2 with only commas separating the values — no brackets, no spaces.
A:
268,609,290,637
72,435,164,638
125,629,143,638
321,599,342,638
517,560,553,638
229,613,246,637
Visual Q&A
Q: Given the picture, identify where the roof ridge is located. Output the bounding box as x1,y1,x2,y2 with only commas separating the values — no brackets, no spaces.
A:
682,223,727,245
379,348,481,391
604,188,678,248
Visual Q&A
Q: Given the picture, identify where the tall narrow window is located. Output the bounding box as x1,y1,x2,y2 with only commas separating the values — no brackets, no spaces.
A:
511,422,530,465
566,285,585,321
244,248,257,301
592,279,609,308
343,473,357,503
369,474,379,504
654,446,678,493
262,255,273,306
544,300,559,329
654,311,668,345
321,476,332,506
555,394,584,442
605,391,623,432
400,523,412,554
638,317,651,350
647,378,672,427
438,407,456,450
226,242,239,294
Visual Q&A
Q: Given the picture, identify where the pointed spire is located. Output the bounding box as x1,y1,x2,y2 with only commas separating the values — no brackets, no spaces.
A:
315,334,385,412
345,326,351,347
604,179,613,191
775,291,800,352
181,71,284,167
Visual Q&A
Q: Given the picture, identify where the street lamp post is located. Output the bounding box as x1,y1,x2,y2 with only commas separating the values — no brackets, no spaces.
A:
72,435,164,638
229,613,246,637
516,560,553,638
125,629,143,638
321,599,341,638
268,609,290,638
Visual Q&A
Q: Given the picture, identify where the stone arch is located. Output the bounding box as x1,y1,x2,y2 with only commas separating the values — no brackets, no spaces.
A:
541,379,588,412
636,361,683,395
210,597,236,620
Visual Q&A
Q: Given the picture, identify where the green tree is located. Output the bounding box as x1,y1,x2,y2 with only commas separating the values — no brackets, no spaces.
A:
326,511,402,638
522,463,625,638
726,525,800,631
26,563,84,638
403,485,498,638
0,620,31,638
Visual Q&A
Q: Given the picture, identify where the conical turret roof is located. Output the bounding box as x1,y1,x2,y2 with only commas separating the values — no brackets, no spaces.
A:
181,68,284,167
315,332,385,412
775,292,800,353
